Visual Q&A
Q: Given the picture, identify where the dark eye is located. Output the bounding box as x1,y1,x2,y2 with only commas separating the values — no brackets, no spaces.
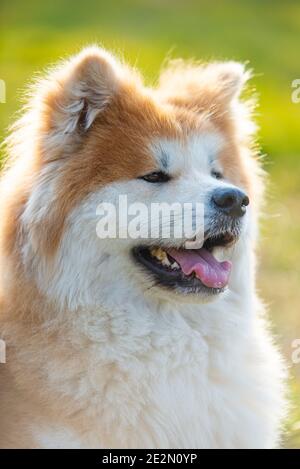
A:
139,171,170,183
211,170,223,180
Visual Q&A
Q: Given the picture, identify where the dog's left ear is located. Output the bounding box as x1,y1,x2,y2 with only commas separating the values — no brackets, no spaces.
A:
158,61,250,113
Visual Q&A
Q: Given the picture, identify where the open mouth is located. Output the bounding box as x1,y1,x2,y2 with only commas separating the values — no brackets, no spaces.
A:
132,232,236,295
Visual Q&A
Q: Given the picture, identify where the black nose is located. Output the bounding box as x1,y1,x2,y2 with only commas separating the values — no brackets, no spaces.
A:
212,188,249,217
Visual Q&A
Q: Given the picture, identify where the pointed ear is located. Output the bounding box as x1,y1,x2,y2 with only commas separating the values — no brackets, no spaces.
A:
37,46,123,141
158,60,250,113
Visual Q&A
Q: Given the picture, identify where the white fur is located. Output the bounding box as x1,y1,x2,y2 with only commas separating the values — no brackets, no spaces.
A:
34,426,84,449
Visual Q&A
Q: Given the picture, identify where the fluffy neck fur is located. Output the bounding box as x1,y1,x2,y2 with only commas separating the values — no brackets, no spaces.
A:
0,228,285,448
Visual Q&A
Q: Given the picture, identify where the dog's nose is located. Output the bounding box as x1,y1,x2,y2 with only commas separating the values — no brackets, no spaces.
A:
212,188,249,217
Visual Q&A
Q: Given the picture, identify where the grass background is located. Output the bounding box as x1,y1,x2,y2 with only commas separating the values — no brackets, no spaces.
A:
1,0,300,447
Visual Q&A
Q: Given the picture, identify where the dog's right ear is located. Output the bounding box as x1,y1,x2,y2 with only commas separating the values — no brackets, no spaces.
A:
158,60,250,115
35,47,124,152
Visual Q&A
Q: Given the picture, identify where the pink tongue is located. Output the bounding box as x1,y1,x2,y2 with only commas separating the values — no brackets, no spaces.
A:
167,248,232,289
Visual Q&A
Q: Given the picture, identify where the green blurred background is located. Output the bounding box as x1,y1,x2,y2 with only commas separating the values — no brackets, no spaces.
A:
1,0,300,448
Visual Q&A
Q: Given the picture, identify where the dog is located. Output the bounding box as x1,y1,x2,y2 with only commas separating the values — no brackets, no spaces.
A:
0,47,287,448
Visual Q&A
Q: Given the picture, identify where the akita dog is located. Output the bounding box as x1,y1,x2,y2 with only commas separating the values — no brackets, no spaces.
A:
0,47,286,448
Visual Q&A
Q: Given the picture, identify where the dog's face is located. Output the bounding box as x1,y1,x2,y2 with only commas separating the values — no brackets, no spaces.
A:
10,48,260,308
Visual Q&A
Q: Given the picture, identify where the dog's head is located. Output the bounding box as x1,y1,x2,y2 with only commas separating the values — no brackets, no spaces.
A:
3,47,262,309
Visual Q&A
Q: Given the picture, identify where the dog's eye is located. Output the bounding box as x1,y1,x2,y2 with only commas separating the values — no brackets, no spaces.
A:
211,170,223,180
139,171,170,183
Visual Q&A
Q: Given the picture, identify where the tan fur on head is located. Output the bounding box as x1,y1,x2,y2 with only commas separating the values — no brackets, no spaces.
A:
2,48,260,260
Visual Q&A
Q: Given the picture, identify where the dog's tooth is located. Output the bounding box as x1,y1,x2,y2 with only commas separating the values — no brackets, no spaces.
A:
162,256,171,267
171,261,179,270
151,247,163,259
150,247,160,258
151,247,170,266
